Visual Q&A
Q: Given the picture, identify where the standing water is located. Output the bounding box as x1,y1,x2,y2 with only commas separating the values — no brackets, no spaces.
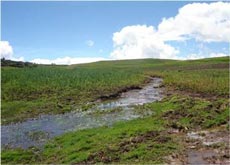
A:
1,78,164,149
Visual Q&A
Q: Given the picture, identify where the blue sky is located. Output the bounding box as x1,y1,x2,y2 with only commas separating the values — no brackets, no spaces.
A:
1,1,229,64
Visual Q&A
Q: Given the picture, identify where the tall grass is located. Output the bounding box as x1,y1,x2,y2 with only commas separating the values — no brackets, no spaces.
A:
150,69,229,96
2,66,145,101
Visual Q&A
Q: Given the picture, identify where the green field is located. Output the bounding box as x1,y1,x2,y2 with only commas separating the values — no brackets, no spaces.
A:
1,56,229,164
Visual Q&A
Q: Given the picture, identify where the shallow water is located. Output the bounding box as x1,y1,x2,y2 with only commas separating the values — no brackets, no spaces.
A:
1,78,164,149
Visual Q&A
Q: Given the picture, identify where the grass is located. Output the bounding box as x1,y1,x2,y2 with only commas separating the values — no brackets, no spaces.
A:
151,69,229,95
1,56,229,124
1,56,229,164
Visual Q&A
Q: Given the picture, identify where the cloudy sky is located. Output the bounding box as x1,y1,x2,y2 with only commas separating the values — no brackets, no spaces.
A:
1,1,229,65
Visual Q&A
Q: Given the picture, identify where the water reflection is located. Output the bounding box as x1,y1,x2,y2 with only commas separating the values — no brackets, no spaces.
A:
1,78,164,149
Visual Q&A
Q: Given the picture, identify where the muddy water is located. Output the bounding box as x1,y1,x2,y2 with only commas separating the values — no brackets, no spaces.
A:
1,78,164,149
186,129,230,164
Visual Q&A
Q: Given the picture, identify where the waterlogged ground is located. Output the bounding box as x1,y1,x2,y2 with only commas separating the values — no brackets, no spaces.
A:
186,128,230,164
1,78,164,149
2,57,229,164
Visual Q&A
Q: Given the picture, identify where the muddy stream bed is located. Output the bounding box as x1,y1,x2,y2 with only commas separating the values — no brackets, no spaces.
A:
1,78,164,149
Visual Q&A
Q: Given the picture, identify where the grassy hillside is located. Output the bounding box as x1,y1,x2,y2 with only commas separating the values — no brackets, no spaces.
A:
1,56,229,164
2,57,229,124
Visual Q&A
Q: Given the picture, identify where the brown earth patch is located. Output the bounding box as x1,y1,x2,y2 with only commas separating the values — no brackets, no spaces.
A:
166,125,230,165
185,127,230,164
97,85,142,101
97,76,161,101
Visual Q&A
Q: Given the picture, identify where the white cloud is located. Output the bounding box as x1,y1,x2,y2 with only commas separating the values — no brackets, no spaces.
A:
157,2,230,42
110,25,179,60
110,2,230,60
30,56,108,65
0,41,14,59
86,40,94,47
0,41,24,61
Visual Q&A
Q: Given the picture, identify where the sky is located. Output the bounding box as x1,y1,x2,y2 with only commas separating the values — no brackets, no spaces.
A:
1,1,230,65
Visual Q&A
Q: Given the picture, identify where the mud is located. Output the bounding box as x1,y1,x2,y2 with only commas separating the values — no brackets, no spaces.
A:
98,86,142,100
165,125,230,165
187,130,229,147
186,128,230,164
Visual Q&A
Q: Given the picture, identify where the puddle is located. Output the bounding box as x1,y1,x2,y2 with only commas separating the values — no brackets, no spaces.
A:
187,149,217,165
187,130,229,146
186,129,230,164
1,78,164,149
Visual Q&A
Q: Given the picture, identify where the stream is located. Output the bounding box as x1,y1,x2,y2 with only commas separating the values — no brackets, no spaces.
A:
1,78,164,149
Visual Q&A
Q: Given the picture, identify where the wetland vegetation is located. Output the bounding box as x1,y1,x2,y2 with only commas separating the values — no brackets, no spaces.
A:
1,56,229,164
